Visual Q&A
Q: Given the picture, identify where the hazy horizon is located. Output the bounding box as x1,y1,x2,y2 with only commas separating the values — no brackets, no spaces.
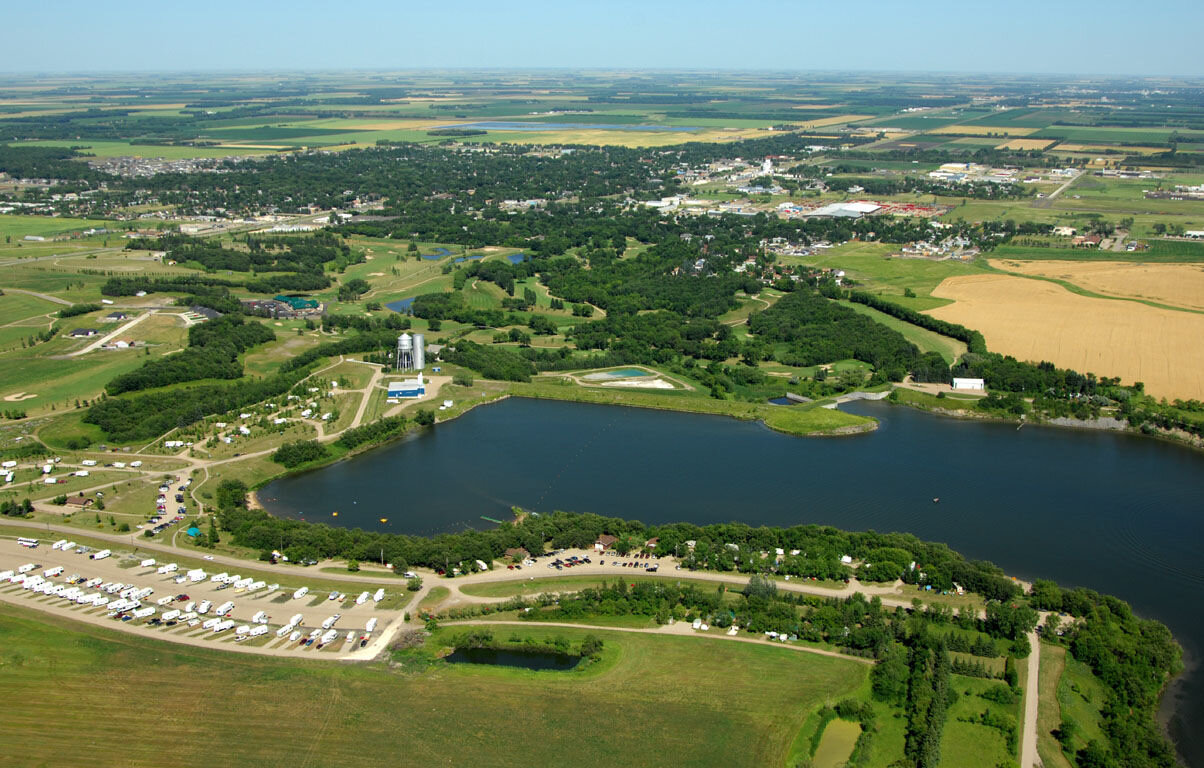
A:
4,0,1201,77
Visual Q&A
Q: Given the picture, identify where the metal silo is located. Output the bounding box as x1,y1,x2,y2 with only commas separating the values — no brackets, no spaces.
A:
412,333,425,371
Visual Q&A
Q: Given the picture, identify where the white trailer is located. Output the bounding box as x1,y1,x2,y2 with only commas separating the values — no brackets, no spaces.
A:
251,611,267,624
210,572,228,583
320,629,338,646
249,625,268,638
0,570,11,580
373,588,384,603
91,595,109,608
61,542,76,552
202,618,220,630
42,566,63,578
90,549,111,561
139,558,156,568
17,564,36,574
289,630,302,643
132,607,155,619
213,620,234,634
197,600,212,614
215,601,235,616
321,615,339,630
187,569,206,582
52,540,67,550
156,596,174,606
162,609,181,621
356,591,369,605
235,625,251,637
179,611,198,621
293,586,309,600
365,617,378,633
288,613,304,627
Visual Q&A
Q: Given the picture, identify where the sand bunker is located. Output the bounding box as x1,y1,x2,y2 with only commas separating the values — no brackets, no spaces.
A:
600,379,675,390
926,274,1204,401
3,392,38,401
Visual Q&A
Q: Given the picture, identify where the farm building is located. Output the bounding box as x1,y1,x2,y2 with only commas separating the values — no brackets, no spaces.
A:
952,377,985,391
104,312,129,322
70,328,97,337
64,495,94,508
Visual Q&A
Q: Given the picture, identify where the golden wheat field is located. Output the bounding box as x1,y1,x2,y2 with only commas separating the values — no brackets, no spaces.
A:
929,124,1038,136
925,274,1204,400
989,259,1204,311
994,138,1056,151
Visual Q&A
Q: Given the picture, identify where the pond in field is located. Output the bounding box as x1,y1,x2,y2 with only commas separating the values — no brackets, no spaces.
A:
261,397,1204,765
384,297,414,313
420,247,453,261
445,647,582,671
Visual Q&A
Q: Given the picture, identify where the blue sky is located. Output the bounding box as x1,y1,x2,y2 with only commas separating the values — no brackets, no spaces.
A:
3,0,1201,76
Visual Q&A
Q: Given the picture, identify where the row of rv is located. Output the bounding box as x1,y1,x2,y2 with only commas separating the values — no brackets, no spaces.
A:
3,562,376,646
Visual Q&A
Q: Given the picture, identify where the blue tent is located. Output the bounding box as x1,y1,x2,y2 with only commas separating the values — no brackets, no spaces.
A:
186,526,201,537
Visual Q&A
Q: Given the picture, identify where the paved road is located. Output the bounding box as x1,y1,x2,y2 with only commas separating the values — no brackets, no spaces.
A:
1020,628,1042,768
1,287,72,305
1033,171,1082,209
66,310,156,356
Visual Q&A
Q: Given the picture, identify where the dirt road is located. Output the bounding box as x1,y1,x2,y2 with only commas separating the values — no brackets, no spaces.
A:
1020,628,1041,767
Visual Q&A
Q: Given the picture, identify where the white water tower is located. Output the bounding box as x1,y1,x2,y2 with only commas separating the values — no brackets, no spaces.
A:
395,332,426,372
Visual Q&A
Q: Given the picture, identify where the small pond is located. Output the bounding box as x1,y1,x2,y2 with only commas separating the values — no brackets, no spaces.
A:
768,397,797,406
420,247,453,261
446,647,582,670
385,297,415,313
506,252,527,265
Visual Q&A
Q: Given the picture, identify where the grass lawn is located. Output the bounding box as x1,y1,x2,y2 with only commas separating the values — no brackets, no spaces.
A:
940,675,1020,768
798,242,990,305
1055,648,1109,757
837,300,966,364
813,718,862,768
0,214,116,240
0,605,868,768
1038,643,1075,768
458,573,731,599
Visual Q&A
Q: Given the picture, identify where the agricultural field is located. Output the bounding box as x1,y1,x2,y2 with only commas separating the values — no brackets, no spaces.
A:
0,606,869,768
925,273,1204,400
989,258,1204,311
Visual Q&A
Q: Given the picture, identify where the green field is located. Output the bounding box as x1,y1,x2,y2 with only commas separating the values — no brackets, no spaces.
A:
0,214,115,240
0,605,868,768
837,300,966,364
812,718,862,767
797,242,990,309
10,139,274,159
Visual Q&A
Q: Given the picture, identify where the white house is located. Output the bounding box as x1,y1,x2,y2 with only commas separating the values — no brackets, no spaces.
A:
952,377,986,391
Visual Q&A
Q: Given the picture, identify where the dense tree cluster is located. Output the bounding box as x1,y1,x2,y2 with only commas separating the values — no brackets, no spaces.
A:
271,440,330,468
106,315,275,394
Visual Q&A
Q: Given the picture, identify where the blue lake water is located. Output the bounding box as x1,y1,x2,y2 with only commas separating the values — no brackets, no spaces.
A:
453,254,485,264
385,297,414,313
261,398,1204,764
421,247,453,261
506,252,527,265
433,121,703,133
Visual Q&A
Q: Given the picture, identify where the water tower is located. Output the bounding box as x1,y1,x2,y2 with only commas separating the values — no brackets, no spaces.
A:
395,332,426,372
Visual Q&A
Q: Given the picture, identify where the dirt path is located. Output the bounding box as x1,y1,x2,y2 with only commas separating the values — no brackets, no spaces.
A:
67,310,155,356
1021,628,1041,768
443,619,875,665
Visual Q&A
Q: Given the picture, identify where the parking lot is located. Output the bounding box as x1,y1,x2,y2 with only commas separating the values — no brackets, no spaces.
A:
0,538,400,658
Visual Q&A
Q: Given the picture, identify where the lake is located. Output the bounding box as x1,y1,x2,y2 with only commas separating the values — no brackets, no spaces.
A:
260,397,1204,764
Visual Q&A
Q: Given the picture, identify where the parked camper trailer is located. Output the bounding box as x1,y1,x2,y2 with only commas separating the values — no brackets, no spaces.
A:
373,588,384,603
293,586,309,600
140,558,156,568
365,617,378,634
197,600,212,614
90,549,111,561
356,591,369,605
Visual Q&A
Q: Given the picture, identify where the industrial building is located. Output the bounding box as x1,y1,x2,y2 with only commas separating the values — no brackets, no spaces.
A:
805,201,882,219
387,374,426,399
